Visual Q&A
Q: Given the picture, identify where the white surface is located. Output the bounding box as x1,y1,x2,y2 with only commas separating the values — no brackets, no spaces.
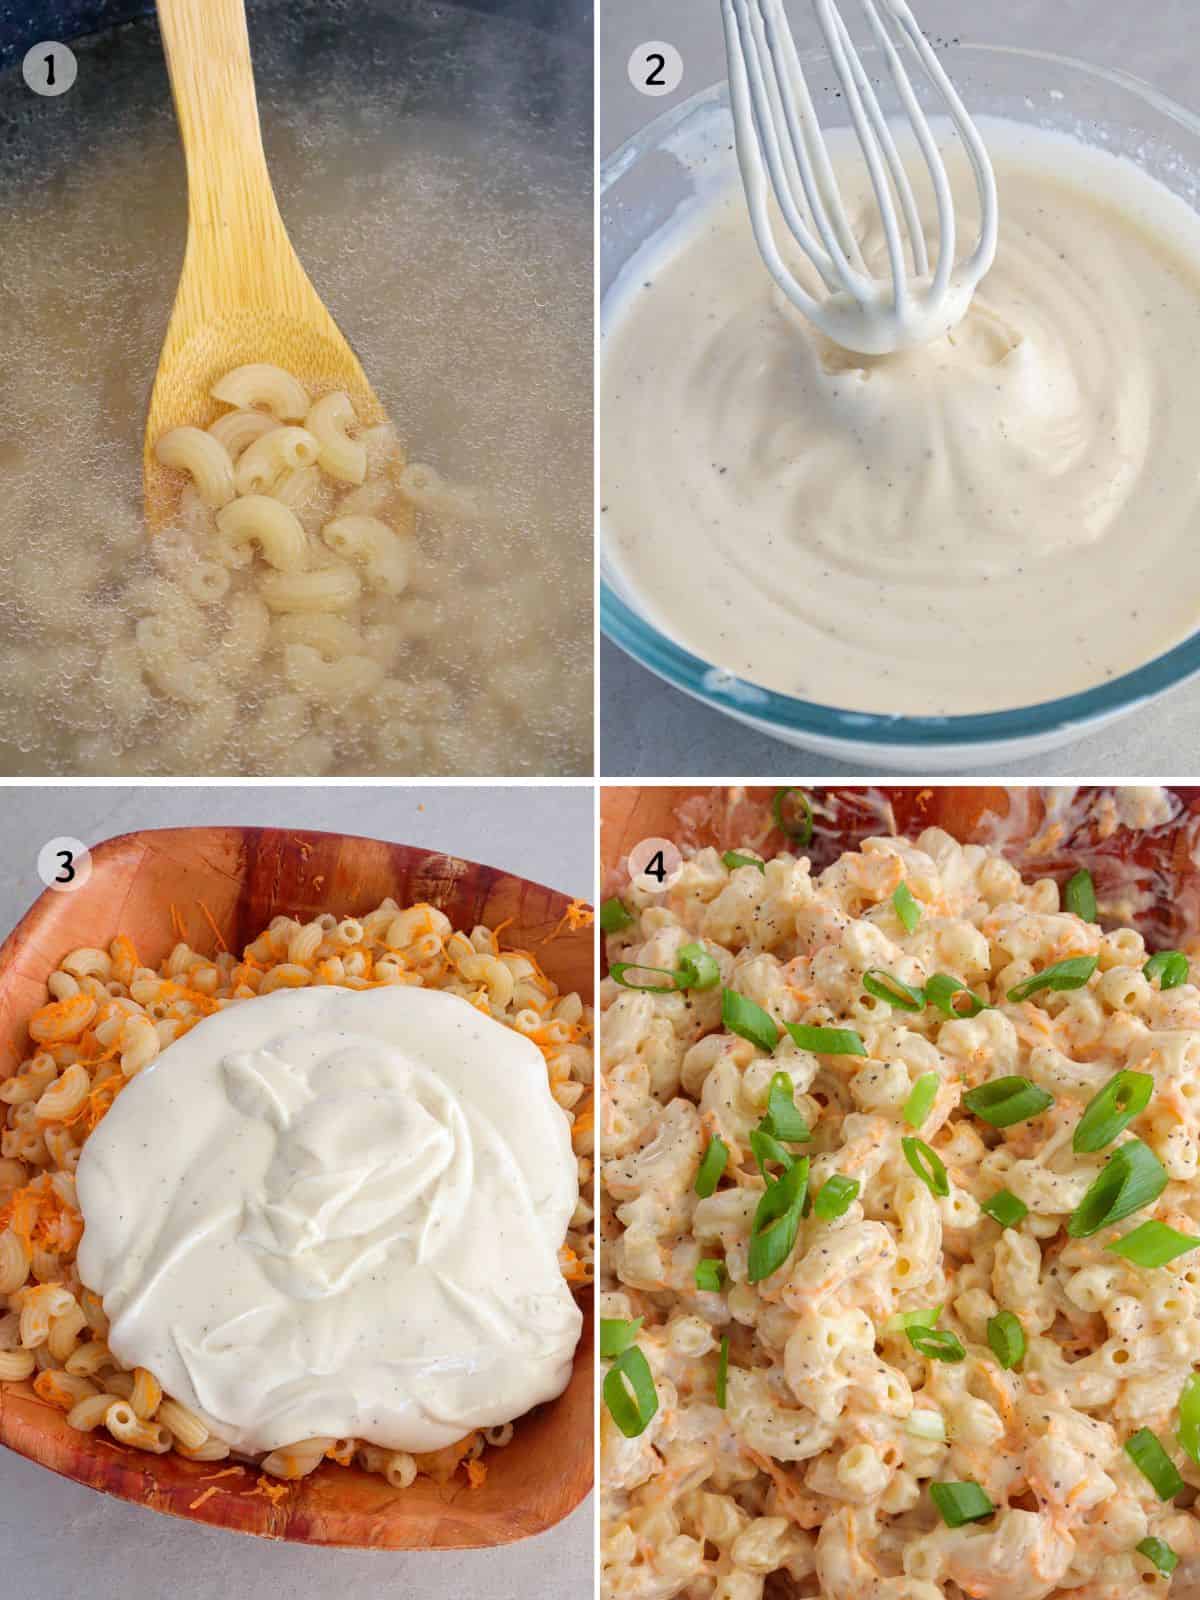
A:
600,0,1200,777
0,784,594,1599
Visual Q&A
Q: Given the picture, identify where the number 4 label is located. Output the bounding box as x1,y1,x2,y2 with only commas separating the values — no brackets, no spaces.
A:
628,837,683,893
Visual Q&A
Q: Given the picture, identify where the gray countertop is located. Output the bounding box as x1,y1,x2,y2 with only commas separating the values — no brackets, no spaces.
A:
0,785,593,1600
599,0,1200,777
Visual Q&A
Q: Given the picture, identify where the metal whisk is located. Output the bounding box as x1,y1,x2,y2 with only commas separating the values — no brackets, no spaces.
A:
720,0,999,354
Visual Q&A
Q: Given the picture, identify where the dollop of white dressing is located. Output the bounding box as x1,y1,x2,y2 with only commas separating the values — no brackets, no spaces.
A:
75,986,582,1454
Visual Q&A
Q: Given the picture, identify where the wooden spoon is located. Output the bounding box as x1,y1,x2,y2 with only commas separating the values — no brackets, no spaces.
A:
144,0,384,527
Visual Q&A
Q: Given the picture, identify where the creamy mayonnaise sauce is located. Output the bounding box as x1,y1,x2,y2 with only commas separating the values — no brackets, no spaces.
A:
75,986,582,1454
602,115,1200,716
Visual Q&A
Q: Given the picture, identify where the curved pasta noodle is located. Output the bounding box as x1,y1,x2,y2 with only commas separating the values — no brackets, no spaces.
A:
235,426,321,497
210,363,310,421
258,565,361,614
321,515,413,596
208,409,279,460
306,392,367,485
283,643,386,703
154,427,236,509
215,496,309,572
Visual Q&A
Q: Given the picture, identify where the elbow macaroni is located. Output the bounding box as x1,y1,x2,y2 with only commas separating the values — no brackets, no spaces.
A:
601,827,1200,1600
0,899,592,1492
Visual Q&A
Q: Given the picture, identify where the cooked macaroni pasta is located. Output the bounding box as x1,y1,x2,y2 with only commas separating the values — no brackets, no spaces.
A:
0,897,593,1489
601,828,1200,1600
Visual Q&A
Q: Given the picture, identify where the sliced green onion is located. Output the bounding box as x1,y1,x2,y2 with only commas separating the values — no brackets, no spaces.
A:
676,942,720,992
749,1127,795,1179
903,1073,940,1129
1177,1373,1200,1466
1125,1428,1184,1501
772,787,813,846
611,945,720,994
981,1189,1028,1229
987,1311,1025,1369
863,968,925,1012
599,1317,643,1359
1145,950,1190,990
1068,1139,1168,1238
748,1157,809,1283
1074,1069,1154,1154
1106,1218,1200,1268
722,850,765,874
893,883,921,933
599,897,635,934
762,1071,810,1143
905,1409,947,1442
603,1346,658,1438
813,1174,860,1221
722,989,779,1054
694,1259,726,1292
883,1305,942,1334
925,973,989,1018
902,1135,949,1198
694,1136,729,1198
907,1325,965,1363
1007,955,1098,1003
962,1075,1054,1129
784,1022,866,1057
1064,868,1097,924
609,961,684,994
930,1481,994,1528
716,1335,730,1409
1136,1537,1178,1577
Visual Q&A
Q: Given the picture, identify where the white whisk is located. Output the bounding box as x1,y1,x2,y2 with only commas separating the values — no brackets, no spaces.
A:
720,0,999,354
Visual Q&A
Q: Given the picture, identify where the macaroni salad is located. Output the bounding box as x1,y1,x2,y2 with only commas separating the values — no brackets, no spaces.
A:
600,826,1200,1599
0,898,593,1488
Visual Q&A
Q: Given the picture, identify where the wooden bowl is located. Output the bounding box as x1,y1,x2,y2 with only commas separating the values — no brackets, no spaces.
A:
601,785,1200,953
0,827,594,1548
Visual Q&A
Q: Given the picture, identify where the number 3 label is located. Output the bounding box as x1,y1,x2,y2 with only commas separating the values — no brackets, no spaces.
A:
628,41,683,98
37,836,92,894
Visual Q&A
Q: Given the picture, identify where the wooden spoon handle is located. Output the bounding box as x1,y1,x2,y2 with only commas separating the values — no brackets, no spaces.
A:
155,0,285,286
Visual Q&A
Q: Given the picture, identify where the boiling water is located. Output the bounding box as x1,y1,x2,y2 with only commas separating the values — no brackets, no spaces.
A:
0,0,592,775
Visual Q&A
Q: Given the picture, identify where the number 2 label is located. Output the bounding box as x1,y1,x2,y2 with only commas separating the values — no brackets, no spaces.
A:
628,42,683,99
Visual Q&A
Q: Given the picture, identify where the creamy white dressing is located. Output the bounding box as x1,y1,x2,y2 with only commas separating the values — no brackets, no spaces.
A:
75,986,582,1455
601,115,1200,716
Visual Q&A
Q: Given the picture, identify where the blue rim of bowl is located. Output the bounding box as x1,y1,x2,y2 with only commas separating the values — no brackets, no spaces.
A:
600,44,1200,749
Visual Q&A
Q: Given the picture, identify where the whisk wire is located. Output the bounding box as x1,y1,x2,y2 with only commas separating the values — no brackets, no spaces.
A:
722,0,999,353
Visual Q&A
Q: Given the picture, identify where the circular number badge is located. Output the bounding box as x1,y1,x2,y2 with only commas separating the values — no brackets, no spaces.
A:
628,41,683,98
37,837,92,894
627,836,683,894
22,42,78,98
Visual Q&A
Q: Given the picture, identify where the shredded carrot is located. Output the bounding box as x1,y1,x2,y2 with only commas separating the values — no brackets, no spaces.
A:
244,1476,289,1504
542,899,594,944
64,1074,124,1134
0,1181,82,1253
188,1486,220,1511
488,917,516,954
201,1466,247,1481
466,1459,488,1488
197,900,229,953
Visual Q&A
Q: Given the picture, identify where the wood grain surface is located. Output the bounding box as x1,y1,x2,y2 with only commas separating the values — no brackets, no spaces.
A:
0,826,593,1548
144,0,383,526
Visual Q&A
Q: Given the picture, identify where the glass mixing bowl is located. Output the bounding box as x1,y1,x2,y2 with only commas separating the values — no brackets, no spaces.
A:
600,45,1200,771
